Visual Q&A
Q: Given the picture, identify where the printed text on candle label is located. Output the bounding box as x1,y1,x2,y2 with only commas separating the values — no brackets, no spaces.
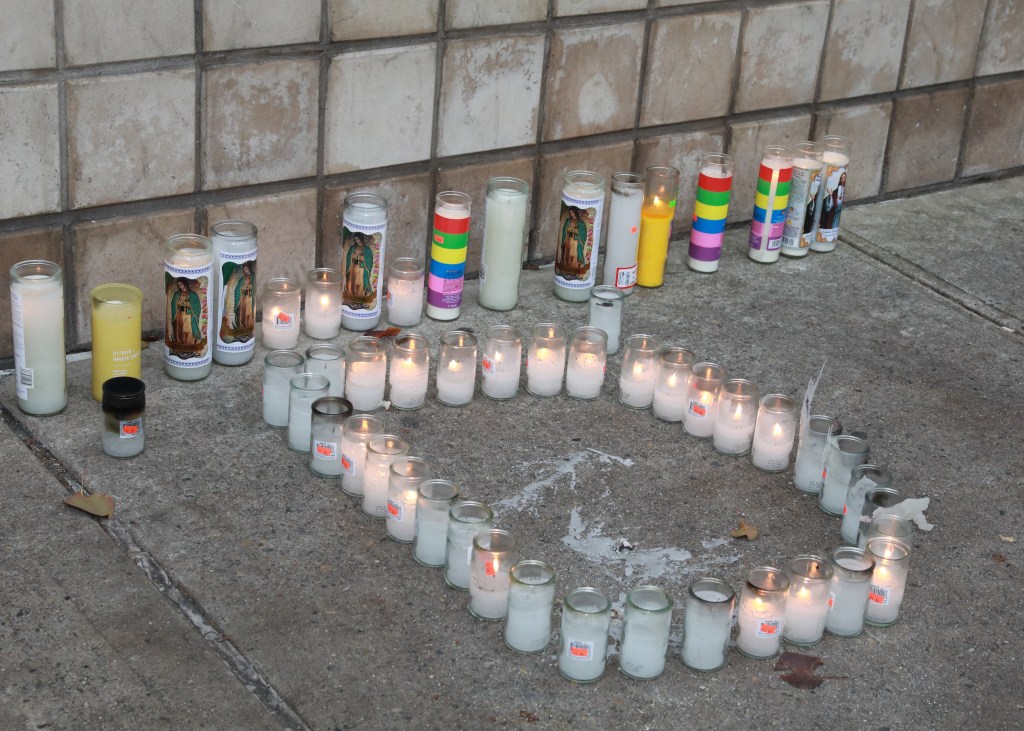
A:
341,454,354,474
120,419,142,439
869,585,890,605
568,640,593,659
688,400,708,418
485,560,497,577
387,500,403,520
314,440,337,460
756,619,781,637
615,264,637,288
273,312,293,329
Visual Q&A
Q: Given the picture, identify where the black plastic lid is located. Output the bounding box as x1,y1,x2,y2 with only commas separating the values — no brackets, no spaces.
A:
102,376,146,411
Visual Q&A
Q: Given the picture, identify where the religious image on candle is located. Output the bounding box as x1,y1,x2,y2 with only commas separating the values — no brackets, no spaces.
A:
165,271,210,366
813,136,850,250
341,228,383,321
555,203,599,288
211,220,257,365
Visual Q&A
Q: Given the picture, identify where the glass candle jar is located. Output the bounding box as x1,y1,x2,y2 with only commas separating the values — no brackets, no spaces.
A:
751,394,798,472
304,267,342,339
780,141,824,258
618,334,660,409
811,135,851,252
681,577,735,672
305,344,345,398
636,166,680,288
469,529,518,620
712,379,759,456
309,397,354,477
819,435,870,515
414,479,460,566
688,153,734,274
793,415,843,494
445,501,494,590
748,145,794,264
345,336,387,412
684,362,726,437
263,350,305,427
866,537,910,627
857,485,903,548
619,585,673,680
164,235,213,382
388,332,429,410
340,413,384,497
210,219,258,366
101,376,145,458
526,323,566,397
653,347,696,422
559,588,612,683
427,191,472,320
866,513,913,548
10,259,67,415
90,283,142,401
602,171,645,295
481,325,522,400
736,566,789,659
341,192,388,331
261,276,301,349
287,373,330,452
782,555,833,646
825,546,875,637
587,285,625,355
841,464,894,545
479,177,529,311
387,456,432,543
505,560,556,653
555,170,606,302
566,326,607,400
436,330,477,406
361,434,409,519
386,257,424,327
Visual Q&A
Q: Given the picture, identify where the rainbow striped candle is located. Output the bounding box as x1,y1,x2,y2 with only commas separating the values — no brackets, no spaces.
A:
426,191,472,321
748,146,793,264
687,153,734,273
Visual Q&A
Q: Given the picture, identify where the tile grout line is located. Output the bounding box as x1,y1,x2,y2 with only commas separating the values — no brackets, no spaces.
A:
315,0,330,267
956,0,996,181
527,0,557,262
53,0,76,348
0,400,315,731
630,0,656,171
426,0,448,268
194,0,205,233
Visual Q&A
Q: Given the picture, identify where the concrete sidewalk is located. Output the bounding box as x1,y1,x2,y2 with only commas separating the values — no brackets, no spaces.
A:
2,177,1022,730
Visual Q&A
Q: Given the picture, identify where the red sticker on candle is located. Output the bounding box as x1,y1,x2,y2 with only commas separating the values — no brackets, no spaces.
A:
274,311,293,328
869,586,889,605
843,503,847,516
387,499,402,520
314,440,336,459
827,592,835,610
120,419,141,439
756,619,780,637
341,454,354,475
486,560,497,576
688,400,708,418
568,640,593,659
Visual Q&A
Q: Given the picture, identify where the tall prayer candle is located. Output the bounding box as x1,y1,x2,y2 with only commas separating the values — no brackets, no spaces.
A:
427,191,471,320
748,146,793,264
164,235,213,381
90,283,142,402
210,219,257,365
780,142,823,258
341,192,387,331
636,166,680,287
602,172,644,294
10,260,67,415
811,136,850,252
479,177,529,311
554,170,606,302
688,153,733,273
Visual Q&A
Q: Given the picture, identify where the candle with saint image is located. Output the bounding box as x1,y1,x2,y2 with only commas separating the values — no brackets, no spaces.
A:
261,277,301,349
811,135,851,252
339,413,383,497
751,394,798,471
636,166,680,288
388,333,429,410
361,434,408,519
565,326,606,400
780,141,824,258
618,334,659,409
164,235,213,382
504,560,556,653
825,546,875,637
736,566,789,658
469,530,517,620
681,577,735,671
865,537,910,626
481,325,522,400
782,555,833,646
10,260,67,415
684,362,726,437
444,501,494,590
386,457,432,543
413,479,460,566
436,330,477,406
653,347,696,421
344,336,387,412
712,378,758,455
385,257,424,327
303,268,342,339
748,146,793,264
526,323,566,397
341,192,388,331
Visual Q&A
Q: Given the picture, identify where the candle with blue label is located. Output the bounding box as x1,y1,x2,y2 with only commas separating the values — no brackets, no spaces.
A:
748,146,793,264
426,191,471,321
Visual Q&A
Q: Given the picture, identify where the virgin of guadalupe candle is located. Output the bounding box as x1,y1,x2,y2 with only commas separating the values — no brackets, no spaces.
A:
469,529,518,620
587,285,625,354
90,283,142,401
413,479,460,566
559,588,612,683
340,414,384,497
825,546,874,637
841,465,893,545
304,268,342,339
793,415,842,494
736,566,789,659
618,585,673,680
619,334,660,409
479,177,529,311
782,555,833,646
866,537,910,626
780,142,824,258
684,362,726,438
554,170,606,302
164,235,213,381
385,257,424,327
345,336,387,412
481,325,522,400
287,373,329,452
750,394,798,472
601,172,644,294
505,560,556,653
819,435,869,515
526,323,566,397
748,146,793,264
811,136,850,252
341,192,388,331
263,350,305,427
688,153,733,273
305,344,345,397
427,191,471,320
101,377,145,458
712,379,758,456
652,347,696,422
309,397,353,477
636,166,680,288
565,326,607,400
681,577,735,672
445,501,494,590
387,456,432,543
436,330,477,406
210,220,257,365
361,434,409,519
261,277,301,349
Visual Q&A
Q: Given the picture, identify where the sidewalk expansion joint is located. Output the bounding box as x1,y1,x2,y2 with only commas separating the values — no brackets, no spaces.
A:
0,401,313,731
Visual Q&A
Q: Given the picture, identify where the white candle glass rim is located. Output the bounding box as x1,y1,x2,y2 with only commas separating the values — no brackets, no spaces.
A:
510,559,556,588
311,396,353,419
792,141,824,161
389,257,425,278
563,169,606,192
389,455,432,481
659,347,696,369
565,587,612,615
289,373,330,393
305,343,344,362
449,500,494,525
643,165,681,185
367,433,409,457
210,219,258,241
343,191,389,213
865,486,901,511
485,324,523,346
832,434,870,456
343,413,384,437
440,329,478,353
530,322,567,343
589,284,625,305
91,282,142,306
720,378,759,401
760,145,795,165
264,349,304,370
473,528,517,555
611,171,645,189
624,333,660,355
165,233,213,261
347,336,386,360
571,326,608,349
626,585,673,614
829,546,875,577
687,576,736,604
392,332,430,357
758,393,798,415
852,463,894,488
486,176,530,197
700,152,734,174
787,554,834,584
868,514,914,544
263,276,301,296
418,478,460,503
866,536,911,564
10,258,63,281
808,414,843,437
436,190,472,211
820,134,851,155
745,566,790,595
690,361,726,387
306,267,342,288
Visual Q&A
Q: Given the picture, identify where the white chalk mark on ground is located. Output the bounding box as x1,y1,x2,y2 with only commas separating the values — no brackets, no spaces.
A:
494,449,633,517
562,508,693,581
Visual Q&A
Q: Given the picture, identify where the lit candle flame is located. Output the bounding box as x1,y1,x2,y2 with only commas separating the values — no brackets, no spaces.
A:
667,372,678,388
447,359,460,371
733,403,743,419
632,362,645,378
772,422,784,439
319,294,331,307
700,390,714,405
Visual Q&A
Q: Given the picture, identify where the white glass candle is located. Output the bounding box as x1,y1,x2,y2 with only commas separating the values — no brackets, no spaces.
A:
287,373,329,452
427,191,472,320
751,394,798,472
554,170,606,303
782,555,833,646
305,344,345,398
735,567,789,659
341,192,388,331
559,588,612,683
469,529,517,620
841,465,894,545
263,350,305,427
9,260,67,415
865,538,910,626
345,336,387,412
811,136,850,253
681,577,735,672
618,334,659,409
793,415,842,494
819,435,870,515
565,326,607,400
587,285,624,355
261,277,301,350
652,347,696,422
526,323,566,397
386,257,424,327
100,377,145,458
387,457,432,543
748,146,793,264
388,333,429,410
602,172,645,294
361,434,409,519
164,235,213,382
479,177,529,311
825,546,875,638
687,154,734,274
712,379,758,456
481,325,522,400
309,397,353,478
618,585,673,680
340,413,383,497
304,268,342,339
780,142,824,258
684,362,726,437
436,330,477,406
444,501,494,590
413,479,460,566
210,219,257,366
505,560,556,653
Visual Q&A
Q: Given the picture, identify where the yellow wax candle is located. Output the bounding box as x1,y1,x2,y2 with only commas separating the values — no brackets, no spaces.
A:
636,198,674,287
91,284,143,401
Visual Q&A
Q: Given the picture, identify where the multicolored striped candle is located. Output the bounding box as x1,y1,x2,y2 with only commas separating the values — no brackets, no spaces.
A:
748,145,793,264
426,191,472,321
687,153,734,273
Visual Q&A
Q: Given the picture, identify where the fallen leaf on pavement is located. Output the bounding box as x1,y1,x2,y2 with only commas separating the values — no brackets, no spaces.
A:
993,554,1007,562
730,519,759,540
63,490,114,517
367,327,401,339
774,651,844,690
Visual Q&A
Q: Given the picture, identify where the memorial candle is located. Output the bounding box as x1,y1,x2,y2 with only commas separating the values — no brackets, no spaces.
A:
414,479,460,566
210,219,257,366
559,588,612,683
436,330,477,406
164,235,213,382
681,577,735,672
825,546,874,638
748,146,793,264
782,555,833,646
304,268,342,339
344,336,387,412
90,283,142,402
385,257,424,328
261,277,301,350
811,136,850,253
554,170,606,303
618,585,673,680
618,334,660,409
444,501,494,590
341,192,387,331
263,350,305,427
340,413,384,497
736,567,789,659
819,435,870,515
687,153,733,273
526,323,566,397
426,191,471,320
652,347,696,422
479,177,529,311
841,465,893,545
636,166,680,288
388,333,429,410
587,285,624,355
304,344,345,398
684,362,726,438
712,379,758,456
865,537,910,627
793,415,842,494
565,326,606,400
750,394,798,471
10,261,67,415
287,373,329,452
857,487,903,548
601,172,644,294
101,377,145,459
780,142,824,258
481,325,522,400
361,434,409,519
308,397,353,478
469,530,517,620
504,560,556,653
387,457,432,543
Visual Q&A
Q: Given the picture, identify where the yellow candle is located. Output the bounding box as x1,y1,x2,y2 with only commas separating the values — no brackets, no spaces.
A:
636,197,674,287
90,284,143,401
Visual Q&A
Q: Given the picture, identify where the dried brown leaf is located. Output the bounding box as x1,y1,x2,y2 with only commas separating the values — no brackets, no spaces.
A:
774,651,824,674
730,519,759,540
780,670,826,690
519,711,539,723
993,554,1007,562
367,327,401,339
63,490,114,517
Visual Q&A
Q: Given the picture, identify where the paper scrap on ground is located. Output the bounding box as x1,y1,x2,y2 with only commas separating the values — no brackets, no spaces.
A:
798,360,827,462
873,497,935,531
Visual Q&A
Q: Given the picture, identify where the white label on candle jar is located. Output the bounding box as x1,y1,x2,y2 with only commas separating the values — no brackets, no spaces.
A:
615,264,638,289
313,440,337,460
387,499,403,521
119,419,142,439
214,248,257,355
554,192,605,290
341,453,355,475
341,218,387,322
273,311,294,329
567,640,593,659
868,585,890,605
10,288,29,399
164,262,213,370
688,400,709,419
756,618,781,638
